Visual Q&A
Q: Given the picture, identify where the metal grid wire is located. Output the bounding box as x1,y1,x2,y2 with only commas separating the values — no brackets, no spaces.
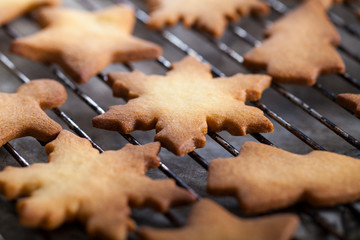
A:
1,0,360,239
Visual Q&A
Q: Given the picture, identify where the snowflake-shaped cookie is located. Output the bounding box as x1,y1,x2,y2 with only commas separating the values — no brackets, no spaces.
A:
0,130,196,240
93,56,273,156
145,0,269,37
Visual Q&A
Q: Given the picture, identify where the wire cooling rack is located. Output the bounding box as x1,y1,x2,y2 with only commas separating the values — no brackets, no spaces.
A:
1,0,360,239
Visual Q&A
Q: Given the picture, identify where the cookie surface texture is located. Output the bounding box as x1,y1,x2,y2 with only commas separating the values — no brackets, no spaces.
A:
0,130,196,240
302,0,342,9
145,0,269,37
337,93,360,117
0,0,59,26
138,199,299,240
208,141,360,214
0,79,66,147
244,0,345,85
11,5,162,84
93,56,273,156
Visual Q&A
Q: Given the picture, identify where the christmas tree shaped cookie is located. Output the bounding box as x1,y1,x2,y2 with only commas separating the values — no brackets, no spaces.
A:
244,1,345,85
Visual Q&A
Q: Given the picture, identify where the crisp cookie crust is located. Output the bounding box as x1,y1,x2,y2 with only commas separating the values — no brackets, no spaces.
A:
208,142,360,214
244,0,345,85
337,93,360,117
93,56,273,156
11,5,162,84
145,0,269,37
0,0,60,26
0,79,66,147
139,199,299,240
0,130,196,240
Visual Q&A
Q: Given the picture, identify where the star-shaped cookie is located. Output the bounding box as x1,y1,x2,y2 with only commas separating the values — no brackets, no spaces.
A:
139,199,299,240
244,0,345,85
93,56,273,156
145,0,269,37
0,0,59,26
337,93,360,117
10,5,162,84
208,141,360,214
0,79,66,147
0,130,196,240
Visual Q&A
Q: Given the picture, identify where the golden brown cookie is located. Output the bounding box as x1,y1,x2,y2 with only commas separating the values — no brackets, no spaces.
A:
0,79,66,147
208,141,360,214
93,56,273,156
244,0,345,86
337,93,360,117
138,199,299,240
0,0,60,26
303,0,342,9
0,130,196,240
11,5,162,84
145,0,269,37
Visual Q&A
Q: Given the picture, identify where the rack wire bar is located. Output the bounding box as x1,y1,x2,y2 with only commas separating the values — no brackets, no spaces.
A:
340,72,360,90
338,44,360,64
301,206,346,240
2,143,29,167
272,83,360,148
267,0,360,40
343,1,360,17
132,7,326,152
